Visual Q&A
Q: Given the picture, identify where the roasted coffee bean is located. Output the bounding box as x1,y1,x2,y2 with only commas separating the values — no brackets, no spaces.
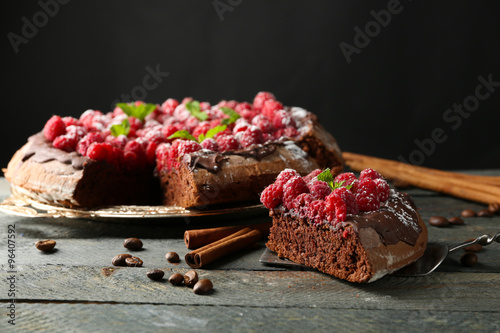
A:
477,209,492,217
448,217,464,225
461,209,476,218
184,270,199,288
460,252,478,267
35,239,56,252
168,273,184,286
112,254,132,266
123,237,143,250
464,240,483,252
428,216,449,227
193,279,213,295
125,256,143,267
147,269,165,281
488,203,500,215
165,251,180,263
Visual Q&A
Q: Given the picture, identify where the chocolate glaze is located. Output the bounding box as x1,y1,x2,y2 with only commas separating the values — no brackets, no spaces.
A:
22,133,88,170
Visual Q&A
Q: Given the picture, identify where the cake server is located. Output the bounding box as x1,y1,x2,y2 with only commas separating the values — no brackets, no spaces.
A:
259,232,500,276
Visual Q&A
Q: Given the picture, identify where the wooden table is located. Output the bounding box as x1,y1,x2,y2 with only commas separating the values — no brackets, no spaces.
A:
1,174,499,332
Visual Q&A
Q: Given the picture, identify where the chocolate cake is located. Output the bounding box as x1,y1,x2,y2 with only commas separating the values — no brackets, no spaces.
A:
5,92,343,209
261,168,427,283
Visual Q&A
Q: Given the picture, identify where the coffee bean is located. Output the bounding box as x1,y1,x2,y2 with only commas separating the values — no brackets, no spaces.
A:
147,269,165,281
112,254,132,266
165,252,180,263
460,252,478,267
125,256,143,267
123,237,143,251
184,270,199,288
35,239,56,252
448,217,464,225
461,209,476,218
428,216,449,227
488,203,500,215
477,209,492,217
168,273,184,286
464,240,483,252
193,279,213,295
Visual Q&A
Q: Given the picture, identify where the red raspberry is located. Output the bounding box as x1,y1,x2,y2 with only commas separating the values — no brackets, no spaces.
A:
262,99,284,120
192,122,211,138
62,116,81,127
177,140,202,156
283,127,298,138
162,124,181,141
360,168,383,180
216,135,241,152
217,100,237,110
307,200,327,226
77,132,104,156
106,134,128,150
112,106,125,117
251,115,273,133
200,138,218,151
239,126,264,148
53,135,78,152
291,193,314,217
303,169,322,184
143,127,165,145
161,98,179,115
272,110,295,129
167,140,183,169
233,119,251,133
155,143,170,171
87,142,115,163
184,116,200,132
235,102,252,113
308,180,332,200
283,176,309,210
80,110,106,132
334,172,358,192
275,169,301,188
260,183,283,209
253,91,276,110
325,188,359,223
44,115,66,141
374,178,391,202
146,141,158,165
240,109,259,122
124,140,146,160
128,117,143,131
355,178,380,212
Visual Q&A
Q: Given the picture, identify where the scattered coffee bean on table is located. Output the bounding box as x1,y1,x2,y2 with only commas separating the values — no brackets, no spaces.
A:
193,279,213,295
464,241,483,252
460,252,478,267
461,209,476,218
35,239,56,252
184,270,199,288
123,238,143,251
125,256,143,267
112,254,132,266
147,269,165,281
448,217,464,225
165,251,180,263
488,203,500,215
477,209,492,217
169,273,184,286
429,216,449,227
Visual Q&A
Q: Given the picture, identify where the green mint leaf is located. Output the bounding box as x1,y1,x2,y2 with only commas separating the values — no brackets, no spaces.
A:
185,100,208,121
317,168,334,183
110,119,131,137
332,180,346,190
168,130,198,142
199,125,227,142
116,103,156,122
220,107,240,125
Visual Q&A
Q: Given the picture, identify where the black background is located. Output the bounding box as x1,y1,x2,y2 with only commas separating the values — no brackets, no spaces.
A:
2,0,500,172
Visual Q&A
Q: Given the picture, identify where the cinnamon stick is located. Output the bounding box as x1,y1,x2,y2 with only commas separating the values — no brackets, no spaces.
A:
185,228,262,269
184,221,272,249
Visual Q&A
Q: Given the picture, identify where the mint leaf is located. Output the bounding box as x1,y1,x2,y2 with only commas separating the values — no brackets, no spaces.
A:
199,125,227,142
220,107,240,125
332,180,346,190
110,119,130,137
317,168,334,184
168,130,197,142
185,101,208,121
116,103,156,122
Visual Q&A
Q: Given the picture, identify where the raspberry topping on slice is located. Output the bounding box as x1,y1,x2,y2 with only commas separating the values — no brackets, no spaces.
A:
77,132,104,156
261,99,283,120
44,116,66,141
374,178,391,202
53,135,78,152
355,178,380,212
291,193,314,217
283,176,309,210
200,138,218,151
260,183,284,209
251,115,273,133
253,91,276,111
325,187,359,223
303,169,323,184
275,169,301,187
177,140,202,156
87,142,116,164
308,200,327,226
216,134,241,152
360,168,383,180
334,172,358,192
308,180,332,200
272,110,296,129
239,127,264,148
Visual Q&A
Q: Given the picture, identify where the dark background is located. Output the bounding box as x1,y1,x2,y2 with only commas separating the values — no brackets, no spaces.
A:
2,0,500,172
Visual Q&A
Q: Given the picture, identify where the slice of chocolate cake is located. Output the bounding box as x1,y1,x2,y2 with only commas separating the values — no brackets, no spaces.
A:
261,168,428,283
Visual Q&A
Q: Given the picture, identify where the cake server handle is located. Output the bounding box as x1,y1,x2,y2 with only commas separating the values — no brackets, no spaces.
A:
448,231,500,253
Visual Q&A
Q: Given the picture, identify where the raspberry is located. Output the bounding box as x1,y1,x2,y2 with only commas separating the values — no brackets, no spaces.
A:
283,176,309,210
251,115,273,133
260,183,283,209
143,127,165,145
124,140,146,160
162,124,181,141
173,104,191,122
307,200,327,226
216,134,241,152
291,193,314,217
185,116,200,132
360,168,383,180
192,122,211,138
167,140,183,169
177,140,202,156
128,117,143,131
283,127,298,138
235,102,252,113
253,91,276,110
77,132,104,156
217,100,237,110
44,116,66,141
106,134,128,150
233,119,251,133
374,178,391,202
161,98,179,115
200,138,218,151
303,169,322,184
53,135,78,152
62,116,81,127
239,126,264,148
334,172,358,192
355,178,380,212
80,110,106,132
240,109,259,122
325,188,359,223
155,143,170,171
309,180,332,200
87,142,116,164
275,169,301,187
272,110,295,129
112,106,125,117
262,99,283,120
146,141,158,165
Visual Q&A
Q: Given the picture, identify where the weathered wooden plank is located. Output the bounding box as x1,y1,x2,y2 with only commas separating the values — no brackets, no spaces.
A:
1,303,498,333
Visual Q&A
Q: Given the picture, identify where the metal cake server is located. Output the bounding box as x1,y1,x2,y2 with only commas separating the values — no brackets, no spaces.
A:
259,232,500,276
